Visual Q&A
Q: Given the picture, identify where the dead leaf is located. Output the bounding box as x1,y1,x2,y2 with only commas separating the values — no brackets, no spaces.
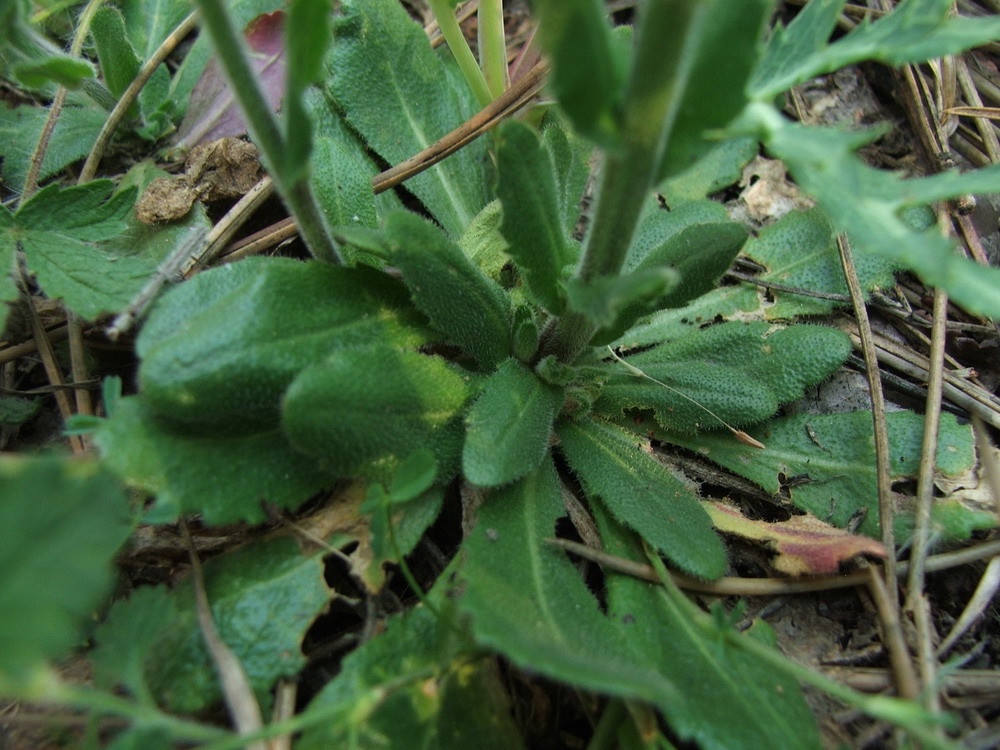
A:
705,501,886,575
738,156,813,222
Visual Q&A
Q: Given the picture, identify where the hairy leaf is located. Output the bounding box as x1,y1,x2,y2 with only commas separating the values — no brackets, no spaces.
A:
330,0,487,237
283,347,469,477
458,200,510,281
558,417,726,579
119,0,192,61
92,7,142,102
382,211,511,369
91,538,329,713
138,258,427,433
659,410,975,538
96,397,335,524
283,0,331,178
599,322,850,432
463,359,563,487
543,121,592,236
497,120,574,313
658,136,758,205
2,181,156,319
0,457,131,683
566,267,679,344
13,55,95,89
751,0,1000,100
297,606,525,750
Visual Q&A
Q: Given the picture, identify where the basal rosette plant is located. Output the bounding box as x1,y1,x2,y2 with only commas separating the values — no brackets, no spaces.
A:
3,0,999,747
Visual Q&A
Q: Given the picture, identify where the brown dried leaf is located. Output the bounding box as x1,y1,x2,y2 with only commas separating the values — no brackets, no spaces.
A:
705,501,886,575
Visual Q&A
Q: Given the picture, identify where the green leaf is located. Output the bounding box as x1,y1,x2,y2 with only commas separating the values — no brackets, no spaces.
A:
283,0,331,179
0,395,40,426
368,487,445,577
659,136,758,205
657,410,975,538
457,200,510,281
750,0,1000,100
0,457,131,684
597,322,851,432
593,505,822,750
91,537,330,713
530,0,625,146
496,120,573,313
297,606,526,750
13,55,95,89
329,0,488,237
543,120,592,236
559,417,725,578
92,7,142,101
307,89,378,232
655,0,772,180
119,0,193,61
742,208,896,319
0,105,106,194
138,258,427,433
461,458,680,702
383,211,512,369
96,397,336,524
389,449,439,504
743,106,1000,318
283,347,469,477
566,267,679,343
463,359,563,487
5,181,156,319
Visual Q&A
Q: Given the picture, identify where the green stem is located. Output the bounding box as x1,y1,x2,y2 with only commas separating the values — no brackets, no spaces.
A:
192,0,343,264
539,0,701,363
428,0,493,108
478,0,508,98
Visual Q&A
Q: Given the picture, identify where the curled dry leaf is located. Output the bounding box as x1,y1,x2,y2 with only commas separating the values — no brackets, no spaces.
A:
704,500,886,576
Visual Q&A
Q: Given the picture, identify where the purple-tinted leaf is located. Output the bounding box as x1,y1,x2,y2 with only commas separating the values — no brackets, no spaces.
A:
175,12,286,148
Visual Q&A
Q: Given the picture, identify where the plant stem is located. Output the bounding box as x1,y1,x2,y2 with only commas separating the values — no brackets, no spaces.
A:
478,0,508,98
428,0,493,108
192,0,343,264
539,0,702,363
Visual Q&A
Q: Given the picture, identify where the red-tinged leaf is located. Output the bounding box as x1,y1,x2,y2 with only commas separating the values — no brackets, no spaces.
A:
704,501,886,576
175,12,286,148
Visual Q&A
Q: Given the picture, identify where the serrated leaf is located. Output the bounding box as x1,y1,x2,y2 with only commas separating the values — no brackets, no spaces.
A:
497,120,572,313
297,606,525,750
704,501,886,575
599,322,850,432
463,359,563,487
0,395,40,425
0,457,131,683
5,181,155,319
138,258,427,433
92,538,330,714
0,105,106,194
558,417,726,579
745,107,1000,318
750,0,1000,100
594,505,822,750
283,347,469,477
530,0,625,146
383,211,511,369
657,410,975,538
329,0,487,237
96,397,335,524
